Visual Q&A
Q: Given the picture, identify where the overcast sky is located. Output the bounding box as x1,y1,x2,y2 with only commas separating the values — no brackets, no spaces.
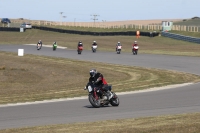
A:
0,0,199,22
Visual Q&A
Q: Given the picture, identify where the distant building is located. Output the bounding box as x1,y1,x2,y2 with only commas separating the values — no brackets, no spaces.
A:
162,21,173,31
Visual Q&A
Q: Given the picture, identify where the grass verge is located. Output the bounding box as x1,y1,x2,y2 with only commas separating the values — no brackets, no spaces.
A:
170,30,200,38
1,112,200,133
0,51,200,104
1,29,200,56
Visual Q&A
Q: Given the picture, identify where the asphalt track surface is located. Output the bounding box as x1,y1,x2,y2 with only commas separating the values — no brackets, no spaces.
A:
0,45,200,129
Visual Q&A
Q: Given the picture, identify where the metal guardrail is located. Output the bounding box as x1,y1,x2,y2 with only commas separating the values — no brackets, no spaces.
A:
161,31,200,44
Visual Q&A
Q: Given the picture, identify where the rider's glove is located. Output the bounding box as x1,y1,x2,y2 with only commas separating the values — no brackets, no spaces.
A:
84,86,87,90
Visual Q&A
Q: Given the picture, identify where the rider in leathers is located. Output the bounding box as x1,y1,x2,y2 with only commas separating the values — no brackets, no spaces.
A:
92,41,97,46
77,41,83,50
85,69,113,100
37,40,42,47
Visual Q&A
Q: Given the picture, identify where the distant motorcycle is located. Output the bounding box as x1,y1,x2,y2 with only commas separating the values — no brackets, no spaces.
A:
53,43,57,51
37,43,42,50
132,45,139,55
91,45,97,53
77,46,83,54
116,45,122,54
85,82,120,108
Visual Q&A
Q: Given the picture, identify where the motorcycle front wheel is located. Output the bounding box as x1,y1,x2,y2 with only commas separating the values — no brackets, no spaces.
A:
88,94,101,108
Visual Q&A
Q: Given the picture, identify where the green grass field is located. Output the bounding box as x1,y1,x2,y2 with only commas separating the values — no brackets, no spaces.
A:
0,29,200,56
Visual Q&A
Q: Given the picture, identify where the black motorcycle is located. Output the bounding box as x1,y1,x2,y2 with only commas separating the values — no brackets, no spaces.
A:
37,43,42,50
84,82,120,108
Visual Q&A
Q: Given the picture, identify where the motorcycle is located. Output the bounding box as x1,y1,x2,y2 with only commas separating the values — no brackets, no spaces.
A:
37,43,42,50
132,45,139,55
77,46,83,54
85,82,120,108
53,44,57,51
116,45,122,54
91,45,97,53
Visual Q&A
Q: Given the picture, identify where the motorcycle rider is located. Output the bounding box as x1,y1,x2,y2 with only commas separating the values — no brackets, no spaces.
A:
132,41,139,54
116,42,121,51
91,41,97,51
77,41,83,48
53,41,57,46
92,41,97,46
85,69,113,100
133,41,138,47
77,41,83,51
37,40,42,47
132,41,139,49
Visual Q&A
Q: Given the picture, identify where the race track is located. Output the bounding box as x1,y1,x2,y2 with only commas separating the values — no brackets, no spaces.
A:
0,45,200,129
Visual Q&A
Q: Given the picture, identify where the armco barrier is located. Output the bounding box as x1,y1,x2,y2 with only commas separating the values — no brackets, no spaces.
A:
161,31,200,44
0,27,20,32
32,26,159,37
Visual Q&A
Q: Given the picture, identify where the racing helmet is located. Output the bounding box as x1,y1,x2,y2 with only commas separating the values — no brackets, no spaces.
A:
93,41,96,43
89,69,97,77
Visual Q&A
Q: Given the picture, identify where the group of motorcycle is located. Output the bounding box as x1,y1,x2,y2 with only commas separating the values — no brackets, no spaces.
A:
77,41,139,55
116,41,139,55
35,41,139,108
77,45,98,54
77,41,98,54
36,41,57,51
36,41,138,56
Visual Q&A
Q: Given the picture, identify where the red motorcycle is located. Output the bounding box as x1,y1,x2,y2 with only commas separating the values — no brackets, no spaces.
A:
85,82,120,108
77,45,83,54
132,45,139,55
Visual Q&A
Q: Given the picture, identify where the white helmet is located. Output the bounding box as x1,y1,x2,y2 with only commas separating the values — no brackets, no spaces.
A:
118,42,120,44
134,41,137,43
93,41,96,43
89,69,97,77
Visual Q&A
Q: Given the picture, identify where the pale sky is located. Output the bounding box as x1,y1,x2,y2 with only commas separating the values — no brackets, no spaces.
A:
0,0,199,22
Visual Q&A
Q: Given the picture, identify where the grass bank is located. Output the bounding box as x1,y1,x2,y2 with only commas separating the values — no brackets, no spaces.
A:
1,112,200,133
0,52,200,104
1,29,200,56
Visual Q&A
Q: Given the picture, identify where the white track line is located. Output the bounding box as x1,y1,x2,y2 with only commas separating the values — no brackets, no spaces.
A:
0,83,193,108
24,44,67,49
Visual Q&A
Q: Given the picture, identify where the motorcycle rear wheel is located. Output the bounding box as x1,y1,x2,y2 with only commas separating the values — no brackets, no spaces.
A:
110,93,119,106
